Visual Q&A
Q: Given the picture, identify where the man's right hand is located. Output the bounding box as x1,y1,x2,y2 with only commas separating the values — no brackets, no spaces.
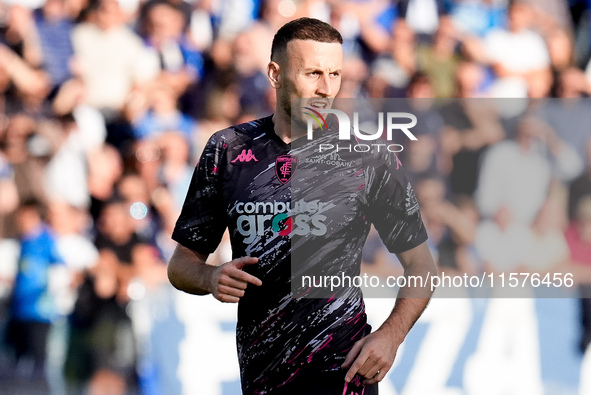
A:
208,257,262,303
168,245,262,300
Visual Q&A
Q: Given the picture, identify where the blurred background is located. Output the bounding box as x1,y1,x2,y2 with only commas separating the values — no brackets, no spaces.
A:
1,0,591,394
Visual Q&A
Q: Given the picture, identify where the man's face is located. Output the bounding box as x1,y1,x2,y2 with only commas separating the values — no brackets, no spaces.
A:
149,4,184,42
275,39,342,125
96,0,122,30
508,4,531,32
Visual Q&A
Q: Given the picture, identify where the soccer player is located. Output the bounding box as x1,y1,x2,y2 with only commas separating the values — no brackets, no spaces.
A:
168,17,437,395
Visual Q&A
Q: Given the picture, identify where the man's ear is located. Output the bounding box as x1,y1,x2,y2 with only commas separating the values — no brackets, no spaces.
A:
267,61,281,89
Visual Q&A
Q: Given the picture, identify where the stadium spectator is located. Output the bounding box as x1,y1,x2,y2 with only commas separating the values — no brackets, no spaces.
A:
47,200,98,313
354,0,398,58
397,73,445,182
417,16,462,98
398,0,448,39
46,200,98,394
2,114,52,208
138,0,193,36
535,67,591,166
71,0,159,121
450,0,507,38
453,60,487,97
51,78,107,152
566,140,591,357
232,29,274,118
187,0,214,52
43,114,90,208
33,0,75,91
417,176,480,275
567,196,591,353
0,136,19,239
483,1,550,94
522,0,574,69
439,98,504,197
5,199,63,392
141,1,204,94
116,173,164,247
366,20,417,97
0,43,52,109
65,197,142,395
526,194,570,272
87,143,124,223
190,74,242,155
527,68,554,98
155,131,193,221
476,116,581,225
336,55,369,99
1,5,42,65
569,139,591,221
131,82,197,142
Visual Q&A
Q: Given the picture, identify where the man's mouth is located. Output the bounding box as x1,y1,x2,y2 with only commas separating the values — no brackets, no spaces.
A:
308,100,329,109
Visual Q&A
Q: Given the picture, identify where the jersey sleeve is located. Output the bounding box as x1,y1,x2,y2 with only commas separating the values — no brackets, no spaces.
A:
172,133,228,254
364,150,428,254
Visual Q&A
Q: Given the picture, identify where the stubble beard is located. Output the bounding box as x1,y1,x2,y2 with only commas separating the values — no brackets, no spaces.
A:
280,88,307,131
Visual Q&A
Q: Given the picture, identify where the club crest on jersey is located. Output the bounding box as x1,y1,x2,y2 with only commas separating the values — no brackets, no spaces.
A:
275,155,298,184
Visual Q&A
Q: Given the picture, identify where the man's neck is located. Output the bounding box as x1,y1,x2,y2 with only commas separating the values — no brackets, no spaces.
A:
272,108,307,144
272,109,291,144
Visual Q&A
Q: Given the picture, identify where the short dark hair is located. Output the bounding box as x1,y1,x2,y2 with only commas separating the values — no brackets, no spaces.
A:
408,71,432,88
270,17,343,62
18,197,46,218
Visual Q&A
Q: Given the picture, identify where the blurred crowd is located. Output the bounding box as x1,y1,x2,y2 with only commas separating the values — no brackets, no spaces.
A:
1,0,591,393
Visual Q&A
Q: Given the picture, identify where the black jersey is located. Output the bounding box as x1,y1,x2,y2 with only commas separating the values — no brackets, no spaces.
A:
172,115,427,394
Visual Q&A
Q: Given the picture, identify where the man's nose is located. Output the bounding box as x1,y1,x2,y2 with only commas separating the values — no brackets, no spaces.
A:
316,74,332,97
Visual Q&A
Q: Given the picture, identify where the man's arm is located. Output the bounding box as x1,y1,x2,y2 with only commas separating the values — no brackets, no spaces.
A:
341,241,437,384
168,244,262,303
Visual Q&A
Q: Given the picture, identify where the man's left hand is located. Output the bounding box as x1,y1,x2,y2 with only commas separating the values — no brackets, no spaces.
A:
341,327,401,385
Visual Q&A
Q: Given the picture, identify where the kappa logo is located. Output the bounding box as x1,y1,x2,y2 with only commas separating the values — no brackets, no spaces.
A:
275,155,298,184
231,149,258,163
